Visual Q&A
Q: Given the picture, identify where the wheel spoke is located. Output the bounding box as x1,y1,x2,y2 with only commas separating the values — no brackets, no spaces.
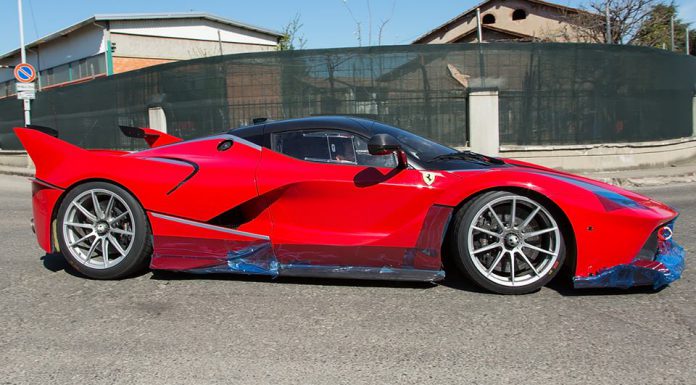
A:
102,237,110,267
104,196,115,220
523,227,558,238
519,206,540,230
110,211,129,224
510,197,516,229
85,237,100,261
510,251,516,284
516,250,540,276
486,250,505,275
487,205,506,230
73,202,97,223
107,234,126,256
68,232,96,247
472,226,502,238
522,242,558,256
91,191,104,219
65,222,93,229
110,228,134,236
472,242,502,255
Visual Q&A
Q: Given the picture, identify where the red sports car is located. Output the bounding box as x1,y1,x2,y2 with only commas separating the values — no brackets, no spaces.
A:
14,116,685,294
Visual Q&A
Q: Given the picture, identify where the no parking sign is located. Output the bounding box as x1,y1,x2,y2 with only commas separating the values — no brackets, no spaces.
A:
14,63,36,83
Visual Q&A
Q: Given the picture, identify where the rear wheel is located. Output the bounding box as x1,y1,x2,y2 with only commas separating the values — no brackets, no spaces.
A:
451,191,566,294
56,182,151,279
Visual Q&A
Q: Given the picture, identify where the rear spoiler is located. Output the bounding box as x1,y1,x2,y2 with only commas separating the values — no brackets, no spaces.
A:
18,124,182,149
26,125,59,138
119,125,183,148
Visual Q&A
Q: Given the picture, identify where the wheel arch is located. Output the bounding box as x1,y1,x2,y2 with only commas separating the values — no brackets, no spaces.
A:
441,186,577,281
50,178,149,253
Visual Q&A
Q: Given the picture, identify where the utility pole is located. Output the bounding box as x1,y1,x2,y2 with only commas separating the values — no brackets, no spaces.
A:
670,15,675,51
476,8,483,43
17,0,31,126
687,28,690,55
605,2,611,44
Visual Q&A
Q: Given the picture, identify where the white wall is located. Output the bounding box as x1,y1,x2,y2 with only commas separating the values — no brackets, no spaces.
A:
0,24,105,82
111,33,275,60
109,18,278,46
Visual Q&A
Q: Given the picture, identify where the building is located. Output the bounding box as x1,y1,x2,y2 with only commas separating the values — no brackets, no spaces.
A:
0,12,282,98
413,0,594,44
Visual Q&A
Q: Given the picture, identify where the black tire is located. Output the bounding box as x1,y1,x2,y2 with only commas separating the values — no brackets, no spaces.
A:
450,191,566,295
55,181,151,279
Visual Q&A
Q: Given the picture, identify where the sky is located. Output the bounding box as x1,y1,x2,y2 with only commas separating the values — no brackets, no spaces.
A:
1,0,695,54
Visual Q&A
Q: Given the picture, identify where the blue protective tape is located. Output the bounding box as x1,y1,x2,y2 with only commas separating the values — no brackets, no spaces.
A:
573,239,685,290
188,243,280,276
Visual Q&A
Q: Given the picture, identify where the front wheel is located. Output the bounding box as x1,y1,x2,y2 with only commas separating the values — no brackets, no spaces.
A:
451,191,566,295
56,182,152,279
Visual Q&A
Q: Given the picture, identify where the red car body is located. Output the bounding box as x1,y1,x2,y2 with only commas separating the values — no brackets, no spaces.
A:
14,117,685,289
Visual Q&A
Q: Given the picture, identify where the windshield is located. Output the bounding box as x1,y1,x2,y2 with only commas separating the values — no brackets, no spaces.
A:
369,121,456,162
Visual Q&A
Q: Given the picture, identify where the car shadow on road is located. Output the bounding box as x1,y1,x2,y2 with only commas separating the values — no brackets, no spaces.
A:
40,253,666,295
40,252,151,279
545,277,665,296
149,269,440,290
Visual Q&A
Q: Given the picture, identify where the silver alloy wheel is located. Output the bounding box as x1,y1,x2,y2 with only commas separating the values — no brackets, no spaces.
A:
61,188,135,269
467,195,561,287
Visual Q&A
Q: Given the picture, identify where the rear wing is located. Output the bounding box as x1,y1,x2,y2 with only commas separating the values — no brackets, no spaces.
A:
119,125,183,148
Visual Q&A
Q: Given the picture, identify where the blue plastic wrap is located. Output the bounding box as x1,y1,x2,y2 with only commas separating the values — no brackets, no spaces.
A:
573,238,685,289
176,205,452,282
187,243,280,276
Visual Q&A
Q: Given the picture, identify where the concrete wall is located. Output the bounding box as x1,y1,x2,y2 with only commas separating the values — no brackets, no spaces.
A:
0,151,31,168
500,138,696,171
462,89,696,171
111,33,275,62
469,89,500,156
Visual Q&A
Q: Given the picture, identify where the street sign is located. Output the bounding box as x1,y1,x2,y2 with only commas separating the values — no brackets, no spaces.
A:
16,82,35,100
15,82,34,92
16,91,35,100
14,63,36,83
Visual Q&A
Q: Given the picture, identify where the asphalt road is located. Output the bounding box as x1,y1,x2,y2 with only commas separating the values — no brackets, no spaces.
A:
0,174,694,385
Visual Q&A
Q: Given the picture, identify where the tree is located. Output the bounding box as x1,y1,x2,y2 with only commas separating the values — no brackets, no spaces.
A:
278,14,307,51
634,3,692,53
563,0,662,44
341,0,395,46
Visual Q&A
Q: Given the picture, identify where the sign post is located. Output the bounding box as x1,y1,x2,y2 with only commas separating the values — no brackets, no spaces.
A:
14,63,35,125
16,0,32,126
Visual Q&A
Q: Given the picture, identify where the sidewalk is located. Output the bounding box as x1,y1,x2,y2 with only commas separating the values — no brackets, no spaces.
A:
2,157,696,187
580,156,696,187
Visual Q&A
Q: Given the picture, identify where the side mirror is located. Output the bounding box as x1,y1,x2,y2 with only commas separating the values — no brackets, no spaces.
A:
368,134,408,168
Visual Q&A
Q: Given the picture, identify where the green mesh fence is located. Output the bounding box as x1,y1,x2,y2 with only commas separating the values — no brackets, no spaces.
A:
0,43,694,150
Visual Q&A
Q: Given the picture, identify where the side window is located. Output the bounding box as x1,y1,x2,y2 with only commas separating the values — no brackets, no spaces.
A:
272,130,397,168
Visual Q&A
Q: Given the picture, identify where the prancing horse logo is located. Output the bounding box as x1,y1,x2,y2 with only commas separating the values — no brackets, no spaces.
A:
421,172,436,186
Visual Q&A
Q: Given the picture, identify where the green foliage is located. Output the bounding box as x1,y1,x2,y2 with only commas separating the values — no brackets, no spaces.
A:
278,14,307,51
634,2,693,53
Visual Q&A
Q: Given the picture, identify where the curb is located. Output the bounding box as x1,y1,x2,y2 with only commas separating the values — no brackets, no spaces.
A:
589,173,696,188
0,167,34,177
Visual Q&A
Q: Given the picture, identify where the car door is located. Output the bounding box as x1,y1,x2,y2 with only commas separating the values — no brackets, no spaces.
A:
256,129,449,272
